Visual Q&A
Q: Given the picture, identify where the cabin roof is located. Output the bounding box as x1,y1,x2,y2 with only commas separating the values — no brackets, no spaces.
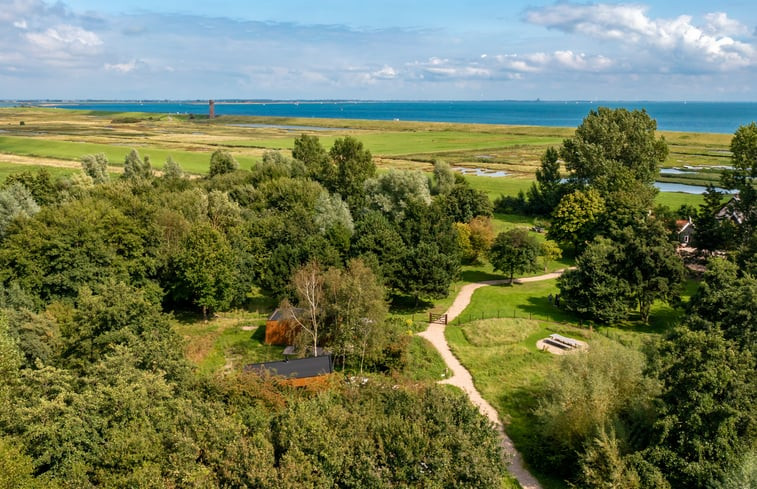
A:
244,355,333,379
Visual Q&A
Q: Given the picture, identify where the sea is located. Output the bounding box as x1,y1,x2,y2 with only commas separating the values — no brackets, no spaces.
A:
15,100,757,135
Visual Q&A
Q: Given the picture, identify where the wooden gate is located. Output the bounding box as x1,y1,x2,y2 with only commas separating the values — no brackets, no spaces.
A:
429,313,448,324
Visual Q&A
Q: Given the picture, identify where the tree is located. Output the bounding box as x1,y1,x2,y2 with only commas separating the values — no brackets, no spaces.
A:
209,149,239,177
162,155,184,180
4,169,59,207
539,239,562,271
399,241,459,301
549,188,605,250
615,220,685,323
0,197,159,302
350,210,405,285
322,259,388,372
467,216,494,262
282,261,325,356
81,153,110,183
122,148,152,180
431,159,456,195
435,184,492,223
328,136,375,208
489,228,541,283
720,122,757,249
558,221,684,323
313,191,353,237
686,257,757,354
557,237,632,323
292,134,330,182
692,185,735,252
0,183,39,238
365,169,431,222
527,146,564,215
561,107,668,192
534,341,658,477
167,222,236,318
647,327,756,489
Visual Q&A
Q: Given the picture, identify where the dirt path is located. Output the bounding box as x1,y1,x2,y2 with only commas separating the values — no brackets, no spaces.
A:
418,270,568,489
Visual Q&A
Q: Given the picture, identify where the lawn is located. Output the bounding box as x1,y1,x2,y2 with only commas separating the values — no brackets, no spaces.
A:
172,311,282,375
654,190,705,209
455,279,578,325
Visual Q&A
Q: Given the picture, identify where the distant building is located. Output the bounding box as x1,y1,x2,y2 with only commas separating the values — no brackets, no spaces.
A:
676,217,695,246
715,194,744,225
209,100,215,119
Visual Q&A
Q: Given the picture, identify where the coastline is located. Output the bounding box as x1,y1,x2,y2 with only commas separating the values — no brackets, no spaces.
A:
12,100,755,134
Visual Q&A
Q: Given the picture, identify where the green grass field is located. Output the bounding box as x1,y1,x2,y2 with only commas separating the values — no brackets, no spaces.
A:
0,162,79,181
0,135,258,174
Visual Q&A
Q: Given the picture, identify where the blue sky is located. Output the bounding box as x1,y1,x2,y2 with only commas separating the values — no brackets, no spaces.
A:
1,0,756,100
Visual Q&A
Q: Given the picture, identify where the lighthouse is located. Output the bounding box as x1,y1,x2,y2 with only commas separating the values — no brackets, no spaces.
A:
209,100,215,119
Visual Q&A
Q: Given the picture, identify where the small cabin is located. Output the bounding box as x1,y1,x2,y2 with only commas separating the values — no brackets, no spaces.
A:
265,308,302,345
244,355,334,387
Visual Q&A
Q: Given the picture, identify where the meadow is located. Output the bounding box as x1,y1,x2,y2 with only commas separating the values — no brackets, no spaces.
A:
0,107,734,202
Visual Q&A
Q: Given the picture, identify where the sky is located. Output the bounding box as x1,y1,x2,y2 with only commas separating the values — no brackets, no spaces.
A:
1,0,756,101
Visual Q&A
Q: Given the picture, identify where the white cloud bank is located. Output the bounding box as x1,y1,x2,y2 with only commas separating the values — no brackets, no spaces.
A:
524,3,756,70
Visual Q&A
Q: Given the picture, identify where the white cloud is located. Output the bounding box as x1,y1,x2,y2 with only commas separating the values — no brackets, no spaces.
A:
373,65,398,79
524,3,756,70
26,25,102,52
703,12,749,37
494,51,613,73
105,60,137,73
13,19,27,29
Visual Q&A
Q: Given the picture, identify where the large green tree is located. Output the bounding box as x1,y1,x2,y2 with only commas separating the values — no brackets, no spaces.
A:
167,222,236,318
557,237,632,323
558,220,684,323
328,136,375,209
365,169,431,222
561,107,668,192
647,327,756,489
489,228,541,283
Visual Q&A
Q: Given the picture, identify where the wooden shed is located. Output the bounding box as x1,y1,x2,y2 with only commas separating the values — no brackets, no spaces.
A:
264,308,301,345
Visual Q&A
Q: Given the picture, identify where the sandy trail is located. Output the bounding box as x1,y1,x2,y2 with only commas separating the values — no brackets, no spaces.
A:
418,270,567,489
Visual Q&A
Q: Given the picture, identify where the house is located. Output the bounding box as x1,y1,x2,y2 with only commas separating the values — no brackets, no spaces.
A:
676,217,695,246
244,355,334,387
264,308,303,345
715,194,745,225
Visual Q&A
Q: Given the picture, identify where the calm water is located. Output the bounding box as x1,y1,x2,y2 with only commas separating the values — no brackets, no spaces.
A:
29,100,757,134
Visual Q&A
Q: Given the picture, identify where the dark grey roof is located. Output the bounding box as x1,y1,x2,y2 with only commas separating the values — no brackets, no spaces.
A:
244,355,333,379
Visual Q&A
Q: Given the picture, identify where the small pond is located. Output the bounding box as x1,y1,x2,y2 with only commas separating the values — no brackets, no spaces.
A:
653,182,736,194
453,167,509,177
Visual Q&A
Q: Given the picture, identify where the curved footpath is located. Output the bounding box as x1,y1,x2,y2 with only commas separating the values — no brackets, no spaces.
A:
418,271,565,489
